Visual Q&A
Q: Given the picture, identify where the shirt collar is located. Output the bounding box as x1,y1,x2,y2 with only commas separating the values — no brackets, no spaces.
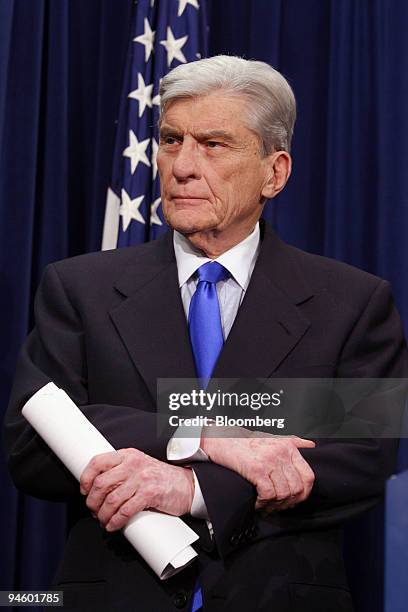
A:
173,223,261,290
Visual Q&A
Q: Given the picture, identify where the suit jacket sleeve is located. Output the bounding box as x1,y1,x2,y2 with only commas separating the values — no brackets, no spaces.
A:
4,263,176,501
296,280,408,514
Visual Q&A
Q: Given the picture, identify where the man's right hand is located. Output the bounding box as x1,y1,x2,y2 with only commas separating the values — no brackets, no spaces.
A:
201,427,316,512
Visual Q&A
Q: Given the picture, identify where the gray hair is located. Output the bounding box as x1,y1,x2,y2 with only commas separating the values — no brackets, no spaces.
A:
159,55,296,155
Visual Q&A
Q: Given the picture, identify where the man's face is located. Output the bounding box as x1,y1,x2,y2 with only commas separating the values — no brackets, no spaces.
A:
157,93,276,236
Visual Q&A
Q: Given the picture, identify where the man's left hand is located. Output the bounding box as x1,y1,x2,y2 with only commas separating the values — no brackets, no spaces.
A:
80,448,195,531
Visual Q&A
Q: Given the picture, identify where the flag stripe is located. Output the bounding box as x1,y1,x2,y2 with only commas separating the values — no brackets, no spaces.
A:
101,187,121,251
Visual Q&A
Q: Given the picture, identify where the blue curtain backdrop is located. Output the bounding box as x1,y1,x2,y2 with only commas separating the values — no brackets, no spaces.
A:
1,1,407,611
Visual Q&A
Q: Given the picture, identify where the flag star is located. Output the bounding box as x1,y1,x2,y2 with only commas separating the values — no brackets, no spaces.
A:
133,18,155,62
122,130,151,174
160,27,188,67
120,189,145,231
128,73,153,117
151,138,158,180
178,0,199,17
150,197,162,226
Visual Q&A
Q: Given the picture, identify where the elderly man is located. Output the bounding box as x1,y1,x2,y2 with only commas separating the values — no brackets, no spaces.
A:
5,56,407,612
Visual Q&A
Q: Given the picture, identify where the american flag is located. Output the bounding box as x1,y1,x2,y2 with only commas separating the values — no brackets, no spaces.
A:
102,0,208,250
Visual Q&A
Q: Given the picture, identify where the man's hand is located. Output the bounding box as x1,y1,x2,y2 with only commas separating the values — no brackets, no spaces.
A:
79,448,195,531
201,427,316,512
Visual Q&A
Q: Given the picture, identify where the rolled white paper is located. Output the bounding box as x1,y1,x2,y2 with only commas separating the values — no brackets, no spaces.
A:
22,382,199,580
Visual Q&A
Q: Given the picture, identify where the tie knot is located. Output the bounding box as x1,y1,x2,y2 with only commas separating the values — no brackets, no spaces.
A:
196,261,230,284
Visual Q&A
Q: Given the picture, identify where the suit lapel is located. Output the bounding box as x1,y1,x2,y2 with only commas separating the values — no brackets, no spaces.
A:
213,222,313,379
108,223,314,398
109,233,196,400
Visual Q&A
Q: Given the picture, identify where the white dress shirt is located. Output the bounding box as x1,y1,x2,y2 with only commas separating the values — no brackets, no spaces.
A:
166,223,261,520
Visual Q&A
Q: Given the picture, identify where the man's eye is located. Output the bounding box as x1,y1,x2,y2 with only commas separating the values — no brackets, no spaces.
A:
206,141,221,148
161,136,179,145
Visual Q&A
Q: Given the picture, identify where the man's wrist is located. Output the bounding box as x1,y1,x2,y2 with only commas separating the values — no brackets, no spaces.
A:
201,423,232,461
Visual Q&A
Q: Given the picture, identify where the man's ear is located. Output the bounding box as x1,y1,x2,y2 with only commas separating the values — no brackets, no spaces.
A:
261,151,292,200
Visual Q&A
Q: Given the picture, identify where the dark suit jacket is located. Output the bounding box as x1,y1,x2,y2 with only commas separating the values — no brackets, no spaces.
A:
4,221,408,612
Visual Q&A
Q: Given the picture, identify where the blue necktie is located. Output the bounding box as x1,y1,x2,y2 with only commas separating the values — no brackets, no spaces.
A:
188,261,230,612
190,581,203,612
189,261,231,387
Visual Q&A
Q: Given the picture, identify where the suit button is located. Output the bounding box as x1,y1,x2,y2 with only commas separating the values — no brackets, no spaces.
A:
230,533,239,546
173,591,188,608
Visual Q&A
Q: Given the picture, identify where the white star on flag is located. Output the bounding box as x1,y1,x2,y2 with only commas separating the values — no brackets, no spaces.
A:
151,138,159,180
133,18,155,62
160,27,188,67
178,0,199,17
119,189,145,231
122,130,151,174
128,73,153,117
150,198,162,226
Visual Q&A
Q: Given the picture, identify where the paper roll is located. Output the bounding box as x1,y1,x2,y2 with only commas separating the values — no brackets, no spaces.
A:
22,383,198,579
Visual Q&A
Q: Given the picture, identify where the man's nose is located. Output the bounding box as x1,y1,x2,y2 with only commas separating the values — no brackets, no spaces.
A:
172,139,201,181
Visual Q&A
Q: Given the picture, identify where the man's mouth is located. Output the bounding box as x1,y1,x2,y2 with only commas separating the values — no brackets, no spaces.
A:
172,196,208,205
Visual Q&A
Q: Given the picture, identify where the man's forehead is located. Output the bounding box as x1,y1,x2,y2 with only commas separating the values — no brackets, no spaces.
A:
160,95,252,137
